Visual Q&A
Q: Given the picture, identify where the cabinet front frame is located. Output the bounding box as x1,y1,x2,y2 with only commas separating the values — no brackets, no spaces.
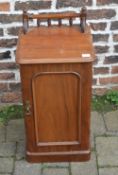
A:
20,63,92,158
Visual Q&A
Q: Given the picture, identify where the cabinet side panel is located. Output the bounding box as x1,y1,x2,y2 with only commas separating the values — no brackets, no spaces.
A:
80,63,92,150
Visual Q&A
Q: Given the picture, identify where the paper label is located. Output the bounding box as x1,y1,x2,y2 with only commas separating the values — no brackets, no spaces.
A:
82,53,91,58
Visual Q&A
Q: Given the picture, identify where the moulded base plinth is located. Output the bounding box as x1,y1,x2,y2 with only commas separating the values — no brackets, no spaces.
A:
26,151,91,163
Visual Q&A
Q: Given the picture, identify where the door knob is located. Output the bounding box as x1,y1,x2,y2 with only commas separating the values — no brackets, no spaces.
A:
25,100,31,116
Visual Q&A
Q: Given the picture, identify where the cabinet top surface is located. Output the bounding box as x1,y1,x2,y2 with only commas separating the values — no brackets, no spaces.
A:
16,25,95,64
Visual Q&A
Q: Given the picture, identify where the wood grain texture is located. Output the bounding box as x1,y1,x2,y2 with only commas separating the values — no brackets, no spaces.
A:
32,72,81,146
28,12,84,20
20,63,92,162
22,8,87,33
16,26,95,64
26,150,90,163
17,22,95,162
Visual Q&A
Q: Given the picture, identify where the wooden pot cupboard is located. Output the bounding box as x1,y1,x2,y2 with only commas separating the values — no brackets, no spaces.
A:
16,8,95,163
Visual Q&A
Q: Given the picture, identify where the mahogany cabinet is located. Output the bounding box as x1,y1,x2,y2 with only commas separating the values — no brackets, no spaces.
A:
16,11,95,163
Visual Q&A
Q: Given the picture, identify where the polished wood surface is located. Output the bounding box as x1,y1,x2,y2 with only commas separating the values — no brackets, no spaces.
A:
16,26,95,64
17,12,95,162
20,63,92,162
32,72,81,145
22,7,87,33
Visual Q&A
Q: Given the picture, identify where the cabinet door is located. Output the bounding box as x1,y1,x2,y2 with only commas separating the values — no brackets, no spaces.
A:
20,63,91,161
32,72,81,147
